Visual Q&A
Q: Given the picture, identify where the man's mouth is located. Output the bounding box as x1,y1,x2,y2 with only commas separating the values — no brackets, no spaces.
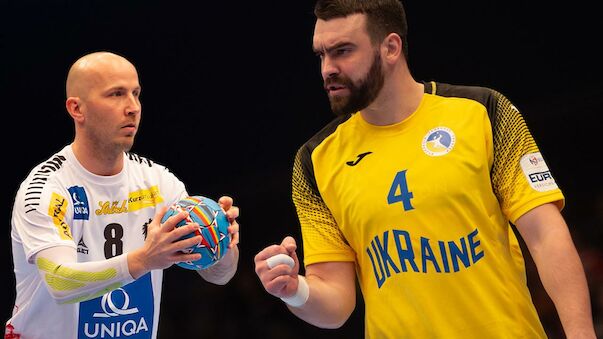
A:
326,83,346,95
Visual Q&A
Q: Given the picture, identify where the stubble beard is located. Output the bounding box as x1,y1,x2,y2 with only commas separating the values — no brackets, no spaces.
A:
327,50,385,116
90,128,136,157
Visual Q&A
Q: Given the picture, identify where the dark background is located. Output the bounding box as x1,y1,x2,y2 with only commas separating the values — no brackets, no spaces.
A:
2,0,602,338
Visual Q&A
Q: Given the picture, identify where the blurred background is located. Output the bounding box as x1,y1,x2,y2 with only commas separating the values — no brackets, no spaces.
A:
2,0,601,338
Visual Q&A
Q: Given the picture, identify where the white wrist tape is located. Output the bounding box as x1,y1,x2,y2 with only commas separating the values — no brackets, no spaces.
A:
280,275,309,307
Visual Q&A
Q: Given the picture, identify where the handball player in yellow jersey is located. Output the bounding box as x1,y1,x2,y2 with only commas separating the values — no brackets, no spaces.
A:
254,0,596,338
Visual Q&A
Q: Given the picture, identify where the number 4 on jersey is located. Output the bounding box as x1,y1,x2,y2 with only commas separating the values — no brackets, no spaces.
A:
387,170,414,211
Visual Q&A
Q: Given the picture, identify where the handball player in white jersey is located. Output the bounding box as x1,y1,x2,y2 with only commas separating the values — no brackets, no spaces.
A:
7,51,240,339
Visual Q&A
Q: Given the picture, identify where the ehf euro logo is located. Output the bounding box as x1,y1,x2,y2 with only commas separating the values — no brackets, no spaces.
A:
422,127,456,156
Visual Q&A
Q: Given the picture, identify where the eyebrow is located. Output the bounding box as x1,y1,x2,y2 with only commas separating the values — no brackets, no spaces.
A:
105,85,141,93
313,42,354,54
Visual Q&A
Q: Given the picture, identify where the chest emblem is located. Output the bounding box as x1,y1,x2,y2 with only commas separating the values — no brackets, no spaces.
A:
422,127,456,156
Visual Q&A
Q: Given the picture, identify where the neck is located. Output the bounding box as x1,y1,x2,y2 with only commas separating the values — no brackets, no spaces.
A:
360,65,424,126
71,138,125,176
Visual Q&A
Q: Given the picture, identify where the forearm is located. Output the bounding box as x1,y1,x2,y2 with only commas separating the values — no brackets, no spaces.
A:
197,245,239,285
36,246,134,304
516,204,596,337
530,234,595,338
287,272,356,329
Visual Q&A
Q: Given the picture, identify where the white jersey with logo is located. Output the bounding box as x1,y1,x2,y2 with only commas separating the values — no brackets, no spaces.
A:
8,144,187,339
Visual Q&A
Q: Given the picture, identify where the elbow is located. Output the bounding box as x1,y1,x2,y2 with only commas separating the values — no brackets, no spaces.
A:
214,276,234,286
313,310,354,329
44,283,79,304
330,306,355,329
319,319,349,329
307,299,356,329
46,289,69,304
42,273,75,303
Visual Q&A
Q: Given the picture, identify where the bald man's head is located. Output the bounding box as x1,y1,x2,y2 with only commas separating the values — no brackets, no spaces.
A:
66,52,138,99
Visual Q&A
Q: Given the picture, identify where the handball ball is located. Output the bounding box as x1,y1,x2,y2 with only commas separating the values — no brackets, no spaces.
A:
161,196,230,270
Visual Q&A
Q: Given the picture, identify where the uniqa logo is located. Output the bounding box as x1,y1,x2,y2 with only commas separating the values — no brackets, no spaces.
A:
94,288,139,317
83,288,149,337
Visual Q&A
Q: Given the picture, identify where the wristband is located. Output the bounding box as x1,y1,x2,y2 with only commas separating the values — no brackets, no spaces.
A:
280,275,309,307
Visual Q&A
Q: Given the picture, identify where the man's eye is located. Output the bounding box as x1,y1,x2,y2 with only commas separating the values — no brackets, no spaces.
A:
110,91,123,97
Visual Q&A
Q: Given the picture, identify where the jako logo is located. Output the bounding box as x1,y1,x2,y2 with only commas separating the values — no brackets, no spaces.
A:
83,288,149,337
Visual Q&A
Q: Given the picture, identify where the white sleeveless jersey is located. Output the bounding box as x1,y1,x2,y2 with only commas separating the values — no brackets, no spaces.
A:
8,145,187,339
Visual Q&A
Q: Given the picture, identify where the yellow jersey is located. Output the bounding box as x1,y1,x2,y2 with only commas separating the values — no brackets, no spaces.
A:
292,81,564,338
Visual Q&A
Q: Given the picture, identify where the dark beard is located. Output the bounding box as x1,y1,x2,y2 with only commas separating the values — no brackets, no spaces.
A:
327,50,385,116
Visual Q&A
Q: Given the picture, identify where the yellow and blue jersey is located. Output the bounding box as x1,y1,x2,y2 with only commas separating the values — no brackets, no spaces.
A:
293,81,564,338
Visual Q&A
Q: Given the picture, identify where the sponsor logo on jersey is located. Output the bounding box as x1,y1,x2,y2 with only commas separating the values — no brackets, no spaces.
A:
94,186,164,216
366,228,484,288
79,274,154,338
520,152,559,192
68,186,90,220
48,192,73,240
96,200,128,215
77,236,89,254
421,127,456,156
128,186,163,212
346,151,373,166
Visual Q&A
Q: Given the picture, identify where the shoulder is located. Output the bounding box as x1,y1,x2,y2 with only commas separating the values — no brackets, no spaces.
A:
123,151,184,187
13,147,71,213
124,152,158,168
298,114,353,156
424,81,518,123
425,81,508,110
426,81,501,100
17,147,71,191
124,152,172,174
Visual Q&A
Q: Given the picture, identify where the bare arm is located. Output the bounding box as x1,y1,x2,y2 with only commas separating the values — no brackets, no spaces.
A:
515,203,596,338
288,261,356,328
254,237,357,328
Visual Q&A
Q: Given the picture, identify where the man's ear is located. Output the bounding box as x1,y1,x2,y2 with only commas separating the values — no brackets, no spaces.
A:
382,33,403,64
66,97,84,122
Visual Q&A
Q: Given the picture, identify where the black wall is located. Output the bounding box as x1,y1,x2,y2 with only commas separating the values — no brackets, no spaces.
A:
3,1,602,338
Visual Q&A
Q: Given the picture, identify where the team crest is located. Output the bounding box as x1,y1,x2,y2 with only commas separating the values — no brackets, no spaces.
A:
422,127,456,156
